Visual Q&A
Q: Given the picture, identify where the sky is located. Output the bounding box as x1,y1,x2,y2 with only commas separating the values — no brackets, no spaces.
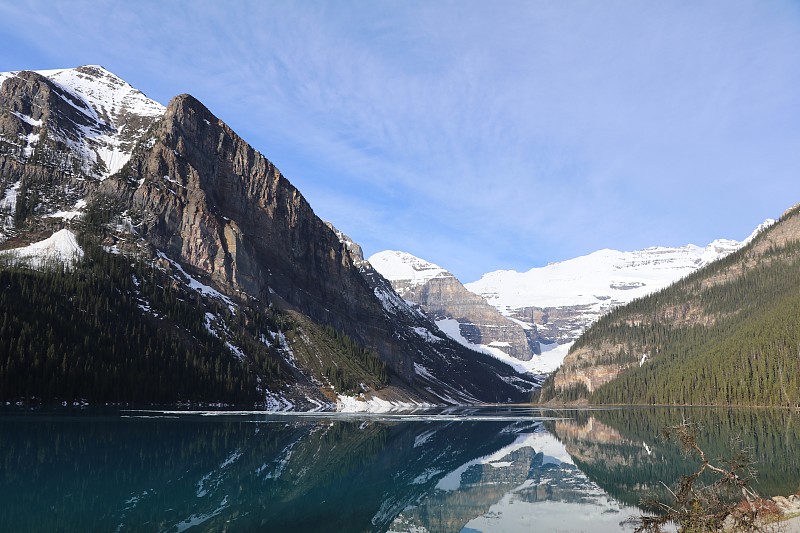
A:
1,1,799,282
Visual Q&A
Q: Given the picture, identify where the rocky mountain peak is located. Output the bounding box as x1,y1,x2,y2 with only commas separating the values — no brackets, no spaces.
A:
2,65,542,407
0,65,164,181
370,249,542,369
325,222,365,264
369,250,450,297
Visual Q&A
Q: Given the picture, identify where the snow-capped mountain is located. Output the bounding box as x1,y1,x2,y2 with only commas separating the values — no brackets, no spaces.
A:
462,223,774,371
0,65,164,179
467,231,770,314
370,250,546,375
369,250,451,297
0,65,540,409
370,224,773,376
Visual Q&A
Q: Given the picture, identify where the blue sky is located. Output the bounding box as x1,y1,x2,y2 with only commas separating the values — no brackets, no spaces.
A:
2,1,799,282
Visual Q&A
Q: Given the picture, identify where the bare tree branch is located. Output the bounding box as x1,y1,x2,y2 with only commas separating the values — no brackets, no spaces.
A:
630,421,783,533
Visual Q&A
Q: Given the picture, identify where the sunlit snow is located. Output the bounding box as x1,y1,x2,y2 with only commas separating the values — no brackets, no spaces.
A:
435,318,556,374
44,198,88,221
3,229,84,269
0,181,21,223
465,224,775,313
1,66,165,179
368,250,450,295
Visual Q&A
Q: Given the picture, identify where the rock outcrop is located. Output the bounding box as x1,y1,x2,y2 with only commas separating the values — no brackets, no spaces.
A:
370,250,537,361
0,67,163,241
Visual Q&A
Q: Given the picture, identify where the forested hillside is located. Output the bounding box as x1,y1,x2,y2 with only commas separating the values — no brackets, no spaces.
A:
0,228,391,406
540,204,800,406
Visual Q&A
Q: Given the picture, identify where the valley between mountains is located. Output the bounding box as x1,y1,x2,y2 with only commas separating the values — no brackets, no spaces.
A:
1,65,797,409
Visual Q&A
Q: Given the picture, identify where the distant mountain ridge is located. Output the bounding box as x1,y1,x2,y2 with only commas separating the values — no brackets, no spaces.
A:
0,65,539,408
540,203,800,405
371,222,772,375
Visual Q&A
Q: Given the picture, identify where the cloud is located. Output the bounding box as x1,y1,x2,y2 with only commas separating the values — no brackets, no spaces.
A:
2,0,799,281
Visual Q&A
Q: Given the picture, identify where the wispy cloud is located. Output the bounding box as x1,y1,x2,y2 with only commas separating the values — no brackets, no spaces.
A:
2,0,799,280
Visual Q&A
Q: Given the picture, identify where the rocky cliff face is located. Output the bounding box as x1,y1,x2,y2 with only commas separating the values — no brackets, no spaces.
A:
104,93,373,332
0,66,538,407
408,274,537,361
370,250,537,362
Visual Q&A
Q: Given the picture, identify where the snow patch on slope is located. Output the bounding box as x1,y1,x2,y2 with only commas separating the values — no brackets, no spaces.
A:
157,251,236,312
0,181,21,213
435,318,552,374
3,229,83,269
0,181,21,235
44,198,87,221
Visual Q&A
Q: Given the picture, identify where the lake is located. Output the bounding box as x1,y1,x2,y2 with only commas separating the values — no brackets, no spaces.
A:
1,406,799,532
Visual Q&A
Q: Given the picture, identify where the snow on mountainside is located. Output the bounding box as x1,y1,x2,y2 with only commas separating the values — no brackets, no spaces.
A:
0,65,165,178
369,250,549,375
369,250,450,296
466,224,774,314
468,243,731,312
2,228,84,269
464,220,776,371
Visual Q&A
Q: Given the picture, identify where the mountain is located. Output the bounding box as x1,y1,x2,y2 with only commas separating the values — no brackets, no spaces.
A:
464,225,772,371
0,65,539,408
539,203,800,405
369,250,544,374
0,66,164,238
370,228,773,377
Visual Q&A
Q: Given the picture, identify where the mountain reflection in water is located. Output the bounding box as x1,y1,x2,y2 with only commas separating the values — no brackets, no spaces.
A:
547,408,800,513
0,407,798,532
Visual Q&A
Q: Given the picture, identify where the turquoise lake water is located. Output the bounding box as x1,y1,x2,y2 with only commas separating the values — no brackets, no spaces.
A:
1,406,798,532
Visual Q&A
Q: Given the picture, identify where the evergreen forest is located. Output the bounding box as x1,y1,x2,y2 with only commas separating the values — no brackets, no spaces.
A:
0,234,293,405
541,206,800,406
0,222,391,405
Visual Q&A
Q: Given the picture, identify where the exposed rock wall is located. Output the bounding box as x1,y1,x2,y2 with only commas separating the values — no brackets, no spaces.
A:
2,66,541,405
370,250,537,361
405,274,536,360
99,94,539,402
104,94,403,370
0,72,94,227
552,343,634,393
